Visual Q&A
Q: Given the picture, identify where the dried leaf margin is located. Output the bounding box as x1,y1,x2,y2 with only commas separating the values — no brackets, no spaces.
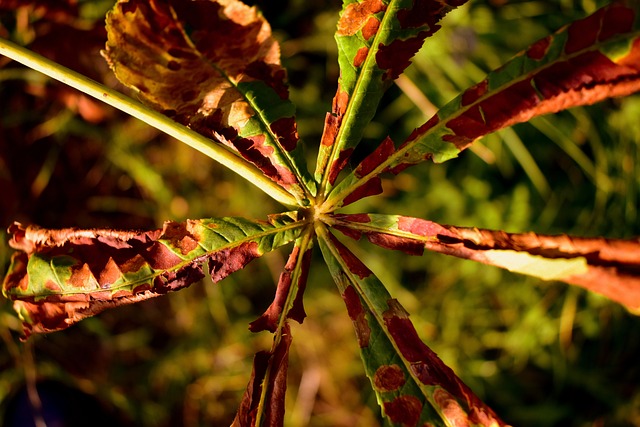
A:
327,213,640,313
2,213,307,336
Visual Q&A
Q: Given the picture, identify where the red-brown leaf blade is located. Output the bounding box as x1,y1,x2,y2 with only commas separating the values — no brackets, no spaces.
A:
328,213,640,312
233,322,292,427
249,231,313,333
103,0,315,203
2,213,306,337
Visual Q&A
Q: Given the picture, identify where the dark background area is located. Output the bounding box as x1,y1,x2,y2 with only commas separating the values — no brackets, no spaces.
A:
1,0,639,426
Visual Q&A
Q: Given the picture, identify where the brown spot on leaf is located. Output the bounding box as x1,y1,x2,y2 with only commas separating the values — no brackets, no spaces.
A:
161,221,199,255
337,0,386,37
353,46,369,68
333,213,372,224
234,323,292,426
342,285,371,348
208,241,260,283
3,253,29,292
69,263,99,291
327,148,354,185
377,34,427,80
460,79,488,106
362,16,381,40
332,225,363,241
383,395,422,427
599,5,635,42
44,280,62,292
367,232,425,256
98,257,122,288
120,254,147,274
328,234,372,280
232,135,299,187
342,176,383,206
433,389,470,427
355,136,395,178
404,114,439,146
333,86,350,115
320,113,341,147
270,116,299,152
526,36,551,60
565,7,604,55
250,245,310,333
145,241,183,270
373,364,406,392
397,216,455,239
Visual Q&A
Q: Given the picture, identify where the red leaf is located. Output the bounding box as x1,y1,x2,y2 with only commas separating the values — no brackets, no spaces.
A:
233,323,292,427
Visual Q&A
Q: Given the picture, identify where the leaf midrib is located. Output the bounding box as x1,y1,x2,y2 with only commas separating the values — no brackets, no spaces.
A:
322,28,640,210
317,0,399,199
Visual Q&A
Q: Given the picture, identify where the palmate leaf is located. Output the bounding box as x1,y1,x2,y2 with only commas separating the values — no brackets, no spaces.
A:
314,0,466,194
103,0,315,205
327,213,640,312
324,0,640,209
316,224,507,427
2,212,306,337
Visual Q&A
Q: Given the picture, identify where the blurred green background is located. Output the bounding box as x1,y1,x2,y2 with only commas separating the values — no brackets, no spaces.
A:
1,0,639,426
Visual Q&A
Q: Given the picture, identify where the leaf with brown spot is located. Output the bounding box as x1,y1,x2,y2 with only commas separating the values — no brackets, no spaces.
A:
103,0,315,203
324,1,640,210
328,213,640,312
315,0,466,195
316,224,508,426
233,322,292,427
249,230,314,333
2,213,306,337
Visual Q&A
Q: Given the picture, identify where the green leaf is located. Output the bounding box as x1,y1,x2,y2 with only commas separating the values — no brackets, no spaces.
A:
314,0,466,195
327,213,640,313
316,224,507,427
104,0,316,205
324,1,640,210
2,212,307,336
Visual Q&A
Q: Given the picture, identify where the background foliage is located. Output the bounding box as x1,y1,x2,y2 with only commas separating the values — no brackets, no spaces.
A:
1,0,639,426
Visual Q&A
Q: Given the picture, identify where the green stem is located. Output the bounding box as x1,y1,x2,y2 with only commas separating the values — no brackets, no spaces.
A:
0,37,298,208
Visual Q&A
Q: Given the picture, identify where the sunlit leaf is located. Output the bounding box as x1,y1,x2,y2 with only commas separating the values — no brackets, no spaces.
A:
317,224,508,427
328,213,640,312
103,0,315,204
2,213,306,336
325,1,640,209
315,0,466,193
